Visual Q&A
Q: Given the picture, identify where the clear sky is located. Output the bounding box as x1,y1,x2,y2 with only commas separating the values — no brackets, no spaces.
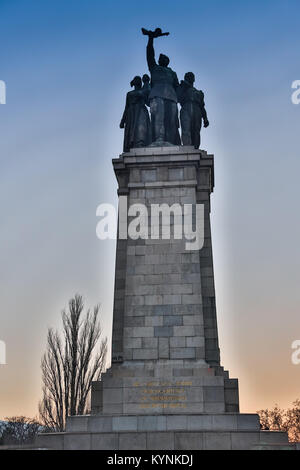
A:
0,0,300,419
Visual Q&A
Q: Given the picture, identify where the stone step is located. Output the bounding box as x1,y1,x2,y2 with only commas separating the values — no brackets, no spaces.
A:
252,443,296,450
102,364,220,379
36,428,292,450
259,430,289,444
66,413,260,433
102,375,226,387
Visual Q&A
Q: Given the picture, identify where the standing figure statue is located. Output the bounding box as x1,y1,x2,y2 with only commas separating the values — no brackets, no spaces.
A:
142,28,181,146
177,72,209,149
142,73,151,93
120,75,151,152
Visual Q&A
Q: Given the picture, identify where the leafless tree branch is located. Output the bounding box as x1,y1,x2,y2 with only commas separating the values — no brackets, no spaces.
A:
39,294,107,431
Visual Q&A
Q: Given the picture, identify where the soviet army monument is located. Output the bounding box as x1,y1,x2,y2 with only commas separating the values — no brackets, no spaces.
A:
37,28,293,450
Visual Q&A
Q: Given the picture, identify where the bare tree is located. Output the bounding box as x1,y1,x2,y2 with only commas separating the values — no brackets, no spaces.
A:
39,294,107,431
0,416,41,445
285,399,300,442
257,404,286,431
258,400,300,442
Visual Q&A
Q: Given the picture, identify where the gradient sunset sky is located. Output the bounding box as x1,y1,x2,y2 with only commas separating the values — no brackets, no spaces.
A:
1,0,300,419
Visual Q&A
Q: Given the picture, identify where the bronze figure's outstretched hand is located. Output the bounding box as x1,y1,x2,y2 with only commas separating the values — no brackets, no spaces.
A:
141,27,169,38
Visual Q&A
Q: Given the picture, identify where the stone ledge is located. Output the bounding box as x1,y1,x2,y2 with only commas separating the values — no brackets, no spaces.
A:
65,412,260,433
36,428,293,450
127,180,198,189
123,146,200,157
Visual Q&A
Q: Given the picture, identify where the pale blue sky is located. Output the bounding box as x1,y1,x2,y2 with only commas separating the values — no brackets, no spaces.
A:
0,0,300,418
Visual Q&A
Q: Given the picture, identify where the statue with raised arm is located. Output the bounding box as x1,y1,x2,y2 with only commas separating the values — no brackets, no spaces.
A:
177,72,209,149
142,27,181,146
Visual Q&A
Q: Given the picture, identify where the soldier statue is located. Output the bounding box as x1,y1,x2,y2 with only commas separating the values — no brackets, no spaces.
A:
142,28,181,145
177,72,209,149
120,75,151,152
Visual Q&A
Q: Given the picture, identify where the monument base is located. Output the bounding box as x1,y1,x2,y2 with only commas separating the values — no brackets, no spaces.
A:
36,361,294,450
90,361,239,416
36,413,294,450
36,146,295,450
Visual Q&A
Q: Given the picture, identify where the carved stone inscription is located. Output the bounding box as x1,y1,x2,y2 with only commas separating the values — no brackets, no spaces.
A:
133,380,192,409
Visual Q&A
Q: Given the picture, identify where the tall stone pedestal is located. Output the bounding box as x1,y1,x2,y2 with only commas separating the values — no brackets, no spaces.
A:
37,146,293,450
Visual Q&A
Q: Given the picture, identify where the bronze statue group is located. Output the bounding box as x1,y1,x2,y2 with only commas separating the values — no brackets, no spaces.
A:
120,28,209,153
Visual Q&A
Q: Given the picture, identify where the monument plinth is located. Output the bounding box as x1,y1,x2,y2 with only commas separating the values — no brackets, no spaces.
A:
36,147,292,449
91,145,239,418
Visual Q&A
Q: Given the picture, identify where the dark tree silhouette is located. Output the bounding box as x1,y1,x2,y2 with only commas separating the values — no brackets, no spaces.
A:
285,400,300,442
258,400,300,442
0,416,41,445
257,404,286,432
39,294,107,431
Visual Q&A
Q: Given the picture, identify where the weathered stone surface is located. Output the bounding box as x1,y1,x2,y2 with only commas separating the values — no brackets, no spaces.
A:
259,430,289,444
203,386,225,402
170,347,195,359
36,433,64,450
91,433,118,450
37,426,295,450
64,433,91,450
154,326,173,337
132,348,158,360
147,432,175,450
231,432,260,450
174,432,203,450
103,388,123,404
166,415,187,430
237,414,260,431
158,337,169,359
203,402,225,413
204,432,231,450
137,415,167,431
112,416,137,432
89,416,113,433
66,416,89,432
170,337,185,347
119,432,147,450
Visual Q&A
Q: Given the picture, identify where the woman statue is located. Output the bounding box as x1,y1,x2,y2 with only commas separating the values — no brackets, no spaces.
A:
120,75,151,152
